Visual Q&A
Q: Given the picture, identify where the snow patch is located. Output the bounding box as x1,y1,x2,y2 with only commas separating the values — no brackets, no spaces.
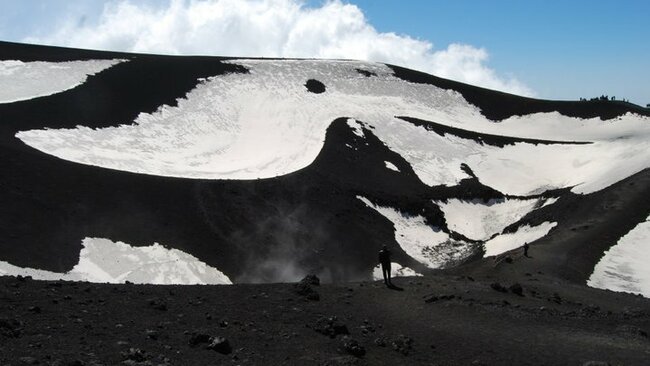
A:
436,198,555,241
347,118,365,138
0,237,231,285
357,196,473,268
384,161,399,172
483,222,557,257
0,59,123,103
372,262,422,280
588,215,650,298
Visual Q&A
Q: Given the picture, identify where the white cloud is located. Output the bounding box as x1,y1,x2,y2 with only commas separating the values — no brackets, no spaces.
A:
24,0,534,96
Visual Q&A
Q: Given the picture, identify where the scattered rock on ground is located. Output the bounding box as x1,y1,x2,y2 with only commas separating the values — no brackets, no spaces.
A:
374,337,387,347
490,282,507,293
390,334,413,355
206,336,232,354
19,356,39,365
300,274,320,286
147,298,167,311
311,316,349,338
294,275,321,301
340,336,365,357
616,324,648,339
424,294,455,303
0,317,24,338
121,348,148,363
188,333,212,347
509,283,523,296
323,355,361,366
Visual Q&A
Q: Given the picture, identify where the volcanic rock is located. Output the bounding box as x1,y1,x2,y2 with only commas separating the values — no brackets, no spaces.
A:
390,334,413,355
188,333,211,347
312,316,350,338
147,298,167,311
205,336,232,354
490,282,508,293
339,336,365,357
294,277,320,301
0,317,24,338
509,283,524,296
300,274,321,286
121,348,147,363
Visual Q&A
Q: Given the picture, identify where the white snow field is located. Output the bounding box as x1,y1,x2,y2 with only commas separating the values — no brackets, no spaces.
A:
0,59,123,103
483,222,557,257
435,197,557,241
0,237,232,285
588,215,650,297
15,59,650,196
372,262,422,281
358,196,473,268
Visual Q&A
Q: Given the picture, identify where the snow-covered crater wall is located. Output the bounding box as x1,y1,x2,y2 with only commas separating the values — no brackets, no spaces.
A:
15,59,650,196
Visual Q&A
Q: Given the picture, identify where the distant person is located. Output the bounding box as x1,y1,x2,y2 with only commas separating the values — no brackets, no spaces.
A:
523,242,530,258
378,245,392,286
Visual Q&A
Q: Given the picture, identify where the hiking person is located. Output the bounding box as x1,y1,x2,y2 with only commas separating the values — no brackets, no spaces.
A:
523,242,530,257
378,245,392,286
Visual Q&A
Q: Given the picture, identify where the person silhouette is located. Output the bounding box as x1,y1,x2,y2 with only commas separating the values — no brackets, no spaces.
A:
378,245,392,286
523,242,530,258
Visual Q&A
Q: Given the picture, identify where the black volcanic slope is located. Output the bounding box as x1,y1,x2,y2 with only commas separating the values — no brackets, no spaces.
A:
0,41,649,288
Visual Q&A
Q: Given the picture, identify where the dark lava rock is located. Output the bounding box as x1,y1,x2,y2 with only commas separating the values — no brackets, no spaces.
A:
312,316,349,338
206,336,232,354
580,305,601,318
19,356,39,364
390,334,413,355
490,282,507,293
551,292,562,304
188,333,211,347
294,279,320,301
340,336,365,357
509,283,524,296
300,274,320,286
28,306,41,314
359,323,376,335
373,337,387,347
616,324,648,339
147,298,167,311
145,329,159,340
424,294,455,303
0,317,24,338
305,79,326,94
121,348,147,363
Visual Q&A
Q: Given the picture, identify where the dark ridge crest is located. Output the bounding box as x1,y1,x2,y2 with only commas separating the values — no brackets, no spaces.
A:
397,116,592,147
387,64,650,121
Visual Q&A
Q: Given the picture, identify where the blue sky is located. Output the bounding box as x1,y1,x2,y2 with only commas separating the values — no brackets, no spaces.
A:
346,0,650,105
1,0,648,105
